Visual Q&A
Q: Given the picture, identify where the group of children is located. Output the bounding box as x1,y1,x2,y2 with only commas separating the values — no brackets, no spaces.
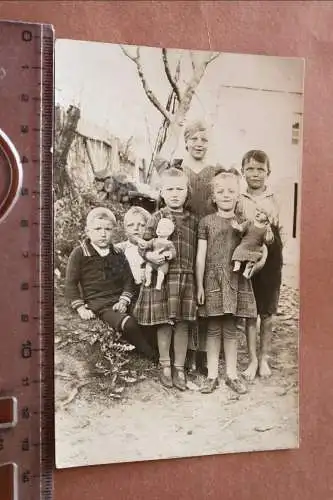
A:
65,149,284,395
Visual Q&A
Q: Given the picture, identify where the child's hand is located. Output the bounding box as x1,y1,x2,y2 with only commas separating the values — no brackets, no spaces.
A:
146,250,165,266
231,220,241,231
113,299,128,314
197,286,205,305
77,305,95,320
163,250,173,261
264,226,274,245
247,244,268,278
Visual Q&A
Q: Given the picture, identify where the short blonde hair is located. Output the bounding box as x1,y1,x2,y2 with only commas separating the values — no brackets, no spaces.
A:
123,206,150,227
211,167,241,189
86,207,117,228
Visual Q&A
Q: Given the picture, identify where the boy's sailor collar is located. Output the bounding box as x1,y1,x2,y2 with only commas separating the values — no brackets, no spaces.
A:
80,238,121,257
241,187,274,200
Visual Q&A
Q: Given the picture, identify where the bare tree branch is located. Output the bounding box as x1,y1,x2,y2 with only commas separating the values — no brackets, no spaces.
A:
120,44,171,123
205,51,220,65
190,51,196,72
162,48,181,102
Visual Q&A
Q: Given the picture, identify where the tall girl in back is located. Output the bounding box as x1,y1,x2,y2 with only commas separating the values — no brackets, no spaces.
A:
134,167,198,391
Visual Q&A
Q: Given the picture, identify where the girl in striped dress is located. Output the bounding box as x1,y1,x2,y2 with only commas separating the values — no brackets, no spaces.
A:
134,167,198,391
196,168,258,394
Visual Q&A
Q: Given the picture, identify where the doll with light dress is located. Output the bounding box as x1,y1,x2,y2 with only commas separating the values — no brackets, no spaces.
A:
136,218,177,290
232,207,274,279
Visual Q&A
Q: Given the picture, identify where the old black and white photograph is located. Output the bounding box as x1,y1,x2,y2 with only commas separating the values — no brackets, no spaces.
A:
54,39,304,468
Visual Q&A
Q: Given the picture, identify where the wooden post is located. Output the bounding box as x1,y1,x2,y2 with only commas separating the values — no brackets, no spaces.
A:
54,105,81,198
110,136,120,174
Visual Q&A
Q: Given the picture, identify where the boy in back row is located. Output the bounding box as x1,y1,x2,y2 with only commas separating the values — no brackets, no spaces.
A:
65,207,157,363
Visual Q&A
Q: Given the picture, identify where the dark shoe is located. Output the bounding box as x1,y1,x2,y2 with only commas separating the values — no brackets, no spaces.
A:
196,351,208,376
173,368,186,391
160,367,173,388
225,377,248,395
200,378,219,394
185,350,196,373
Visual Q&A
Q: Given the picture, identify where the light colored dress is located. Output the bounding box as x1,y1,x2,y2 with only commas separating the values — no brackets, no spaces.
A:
115,240,144,285
198,213,257,319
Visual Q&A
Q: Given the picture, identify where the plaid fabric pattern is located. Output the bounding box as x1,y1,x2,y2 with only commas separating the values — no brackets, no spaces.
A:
134,272,197,325
144,208,198,273
134,208,198,326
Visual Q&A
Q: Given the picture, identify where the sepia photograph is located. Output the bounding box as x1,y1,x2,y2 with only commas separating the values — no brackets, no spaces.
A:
54,38,304,468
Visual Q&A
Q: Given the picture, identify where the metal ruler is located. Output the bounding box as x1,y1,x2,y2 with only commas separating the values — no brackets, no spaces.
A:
0,21,54,500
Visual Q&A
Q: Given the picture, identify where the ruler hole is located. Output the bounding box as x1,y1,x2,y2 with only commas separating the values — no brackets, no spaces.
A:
0,130,23,223
0,397,17,428
0,463,18,500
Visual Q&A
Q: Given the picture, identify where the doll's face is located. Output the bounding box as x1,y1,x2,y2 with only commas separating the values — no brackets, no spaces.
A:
86,217,114,248
255,209,269,223
124,213,147,242
156,218,174,238
212,175,239,212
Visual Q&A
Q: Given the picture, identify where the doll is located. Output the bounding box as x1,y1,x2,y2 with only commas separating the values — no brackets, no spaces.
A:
138,218,177,290
232,207,274,279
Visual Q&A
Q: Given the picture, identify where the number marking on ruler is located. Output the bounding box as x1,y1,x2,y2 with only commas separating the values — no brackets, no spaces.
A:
0,21,54,500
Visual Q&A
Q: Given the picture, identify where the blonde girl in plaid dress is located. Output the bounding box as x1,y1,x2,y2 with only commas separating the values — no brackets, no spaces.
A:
134,167,197,391
196,168,258,394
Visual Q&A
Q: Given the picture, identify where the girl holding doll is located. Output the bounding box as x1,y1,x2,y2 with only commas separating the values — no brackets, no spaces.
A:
196,167,259,394
155,120,222,374
134,166,198,391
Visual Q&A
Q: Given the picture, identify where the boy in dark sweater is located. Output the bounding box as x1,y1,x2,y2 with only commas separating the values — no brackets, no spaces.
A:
65,207,156,362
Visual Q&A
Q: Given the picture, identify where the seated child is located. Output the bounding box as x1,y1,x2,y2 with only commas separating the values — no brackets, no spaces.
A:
65,207,157,362
115,206,151,288
140,218,177,290
232,207,274,279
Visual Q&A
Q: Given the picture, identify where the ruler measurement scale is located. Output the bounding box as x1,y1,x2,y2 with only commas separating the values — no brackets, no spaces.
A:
0,22,53,500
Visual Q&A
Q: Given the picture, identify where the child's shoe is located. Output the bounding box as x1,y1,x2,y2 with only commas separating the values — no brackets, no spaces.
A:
196,351,208,377
225,377,248,394
200,378,219,394
160,366,173,388
172,368,186,391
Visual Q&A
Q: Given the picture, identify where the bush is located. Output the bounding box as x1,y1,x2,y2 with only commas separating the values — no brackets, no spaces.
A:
55,293,154,401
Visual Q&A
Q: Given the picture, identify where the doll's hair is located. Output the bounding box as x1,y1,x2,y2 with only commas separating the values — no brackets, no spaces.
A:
255,205,273,224
157,166,192,210
123,205,150,227
241,150,271,175
156,217,175,237
86,207,117,228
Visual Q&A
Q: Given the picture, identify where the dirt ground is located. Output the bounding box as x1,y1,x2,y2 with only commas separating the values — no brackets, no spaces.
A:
55,263,299,469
